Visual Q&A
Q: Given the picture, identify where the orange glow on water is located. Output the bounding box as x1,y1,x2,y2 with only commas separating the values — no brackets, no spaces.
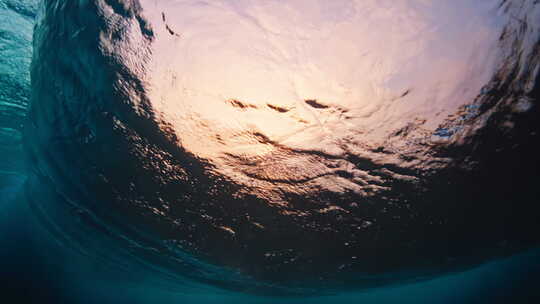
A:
143,0,501,175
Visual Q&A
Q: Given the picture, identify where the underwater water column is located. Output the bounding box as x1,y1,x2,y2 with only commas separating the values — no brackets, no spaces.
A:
1,0,540,303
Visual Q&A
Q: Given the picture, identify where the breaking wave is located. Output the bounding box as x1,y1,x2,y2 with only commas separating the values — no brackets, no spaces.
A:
3,0,539,297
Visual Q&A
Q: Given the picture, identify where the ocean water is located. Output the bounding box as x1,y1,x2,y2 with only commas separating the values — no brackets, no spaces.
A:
1,0,540,303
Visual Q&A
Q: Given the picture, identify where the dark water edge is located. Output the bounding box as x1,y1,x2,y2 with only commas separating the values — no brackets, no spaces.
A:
0,182,539,304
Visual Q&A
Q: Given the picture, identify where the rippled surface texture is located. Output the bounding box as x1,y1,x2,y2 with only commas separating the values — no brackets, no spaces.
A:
0,0,35,188
21,0,540,295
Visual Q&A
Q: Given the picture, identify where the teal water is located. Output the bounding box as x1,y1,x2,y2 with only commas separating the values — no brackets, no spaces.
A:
1,1,539,303
2,196,540,303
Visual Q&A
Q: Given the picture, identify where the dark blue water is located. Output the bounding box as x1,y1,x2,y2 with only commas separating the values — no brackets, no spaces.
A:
1,1,540,303
2,196,540,303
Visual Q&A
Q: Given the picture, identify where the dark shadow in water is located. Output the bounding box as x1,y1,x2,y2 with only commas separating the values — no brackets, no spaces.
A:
1,185,539,303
